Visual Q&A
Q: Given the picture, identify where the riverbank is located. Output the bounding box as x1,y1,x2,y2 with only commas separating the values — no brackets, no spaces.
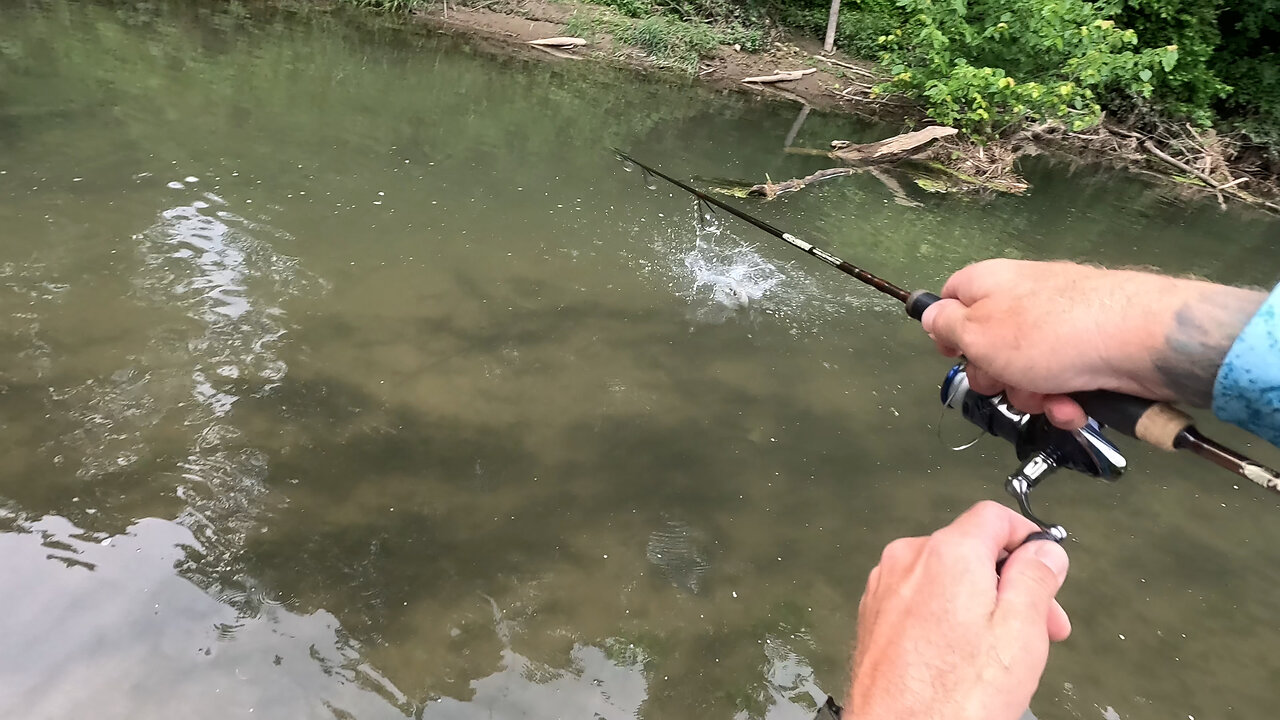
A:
375,0,1279,211
417,0,884,116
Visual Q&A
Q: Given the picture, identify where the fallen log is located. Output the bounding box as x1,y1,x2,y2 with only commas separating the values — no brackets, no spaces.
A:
830,126,958,164
742,68,816,84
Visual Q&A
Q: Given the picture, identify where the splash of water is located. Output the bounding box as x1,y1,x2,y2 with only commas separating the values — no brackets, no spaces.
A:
632,206,876,328
685,236,784,312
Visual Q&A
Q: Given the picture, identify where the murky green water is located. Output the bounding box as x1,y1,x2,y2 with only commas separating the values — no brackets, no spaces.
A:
3,1,1280,718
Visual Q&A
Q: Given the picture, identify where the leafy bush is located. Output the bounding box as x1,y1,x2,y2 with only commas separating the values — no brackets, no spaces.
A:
1212,1,1280,149
1113,0,1227,124
874,0,1177,135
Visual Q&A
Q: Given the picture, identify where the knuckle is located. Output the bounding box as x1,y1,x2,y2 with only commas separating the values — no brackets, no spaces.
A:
956,500,1008,528
920,535,968,565
879,537,920,567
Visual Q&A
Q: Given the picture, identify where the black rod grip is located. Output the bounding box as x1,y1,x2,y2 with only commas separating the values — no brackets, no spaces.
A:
906,290,941,321
1070,390,1153,439
1073,390,1194,451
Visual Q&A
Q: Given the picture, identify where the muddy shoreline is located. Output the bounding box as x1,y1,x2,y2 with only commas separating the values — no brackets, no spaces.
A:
360,0,1279,211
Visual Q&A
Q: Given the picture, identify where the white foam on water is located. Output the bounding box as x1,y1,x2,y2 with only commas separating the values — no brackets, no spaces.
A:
633,206,881,329
684,233,784,313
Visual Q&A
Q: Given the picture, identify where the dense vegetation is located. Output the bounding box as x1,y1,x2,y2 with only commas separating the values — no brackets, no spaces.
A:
560,0,1278,159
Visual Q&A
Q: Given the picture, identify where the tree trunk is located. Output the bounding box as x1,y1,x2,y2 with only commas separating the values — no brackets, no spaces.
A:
823,0,841,53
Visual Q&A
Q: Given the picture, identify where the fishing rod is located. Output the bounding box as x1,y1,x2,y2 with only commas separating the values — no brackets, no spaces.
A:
613,148,1280,538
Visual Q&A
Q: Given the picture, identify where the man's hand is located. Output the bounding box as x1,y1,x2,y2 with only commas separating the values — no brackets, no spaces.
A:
846,502,1070,720
921,259,1266,428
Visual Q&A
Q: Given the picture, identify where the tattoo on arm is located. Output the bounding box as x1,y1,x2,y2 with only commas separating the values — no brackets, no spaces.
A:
1152,287,1267,407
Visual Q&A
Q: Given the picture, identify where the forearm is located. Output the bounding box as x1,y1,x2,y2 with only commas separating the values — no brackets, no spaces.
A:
1139,280,1267,408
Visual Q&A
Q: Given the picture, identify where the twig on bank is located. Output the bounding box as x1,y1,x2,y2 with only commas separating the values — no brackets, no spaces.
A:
811,54,879,79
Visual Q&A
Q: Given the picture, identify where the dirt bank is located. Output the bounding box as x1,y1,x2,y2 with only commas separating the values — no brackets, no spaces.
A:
415,0,901,119
403,0,1278,211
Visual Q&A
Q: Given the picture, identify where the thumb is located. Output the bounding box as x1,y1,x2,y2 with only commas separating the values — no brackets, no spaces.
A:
920,297,969,350
995,540,1069,635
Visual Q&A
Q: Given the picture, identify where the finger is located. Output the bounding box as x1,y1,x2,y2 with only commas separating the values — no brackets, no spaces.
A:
1048,599,1072,642
1043,394,1087,430
929,334,962,358
995,540,1070,635
1004,387,1047,415
877,536,927,572
920,297,969,350
855,566,881,668
963,364,1004,396
862,565,881,605
859,565,882,621
939,258,1010,305
933,501,1044,565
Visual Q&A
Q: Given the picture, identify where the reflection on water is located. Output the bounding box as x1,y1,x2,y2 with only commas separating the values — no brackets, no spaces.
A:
131,183,317,566
0,511,675,719
3,2,1280,720
646,518,711,594
0,511,402,719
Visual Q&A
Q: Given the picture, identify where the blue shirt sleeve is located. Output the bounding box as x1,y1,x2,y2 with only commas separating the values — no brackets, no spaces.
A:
1213,282,1280,447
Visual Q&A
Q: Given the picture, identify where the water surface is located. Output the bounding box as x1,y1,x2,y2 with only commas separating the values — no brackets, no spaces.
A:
2,2,1280,719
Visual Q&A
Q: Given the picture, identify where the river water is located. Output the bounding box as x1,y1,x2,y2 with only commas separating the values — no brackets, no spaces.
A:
2,2,1280,718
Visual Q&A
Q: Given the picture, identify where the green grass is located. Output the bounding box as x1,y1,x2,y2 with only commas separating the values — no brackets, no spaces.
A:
350,0,426,12
565,1,768,74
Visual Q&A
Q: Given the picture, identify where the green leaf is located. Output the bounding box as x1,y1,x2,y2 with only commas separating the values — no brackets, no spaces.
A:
1160,48,1178,73
1138,68,1152,82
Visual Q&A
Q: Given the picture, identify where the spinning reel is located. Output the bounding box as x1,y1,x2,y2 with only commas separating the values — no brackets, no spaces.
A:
941,363,1128,540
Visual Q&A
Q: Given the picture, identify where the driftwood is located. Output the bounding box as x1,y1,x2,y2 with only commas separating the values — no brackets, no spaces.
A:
742,68,816,84
830,126,958,164
742,166,925,206
1143,140,1224,187
527,37,588,47
747,167,859,198
1139,139,1276,211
